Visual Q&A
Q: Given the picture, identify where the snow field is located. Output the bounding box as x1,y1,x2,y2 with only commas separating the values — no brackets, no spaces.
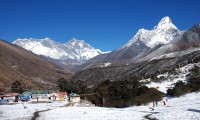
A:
0,92,200,120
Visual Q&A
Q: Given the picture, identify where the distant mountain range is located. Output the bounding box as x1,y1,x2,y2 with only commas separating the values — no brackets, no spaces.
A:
13,38,104,63
12,16,183,72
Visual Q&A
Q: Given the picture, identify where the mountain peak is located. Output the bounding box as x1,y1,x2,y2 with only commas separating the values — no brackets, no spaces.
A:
122,16,181,49
68,38,85,44
154,16,177,30
43,37,53,41
159,16,172,24
67,38,88,49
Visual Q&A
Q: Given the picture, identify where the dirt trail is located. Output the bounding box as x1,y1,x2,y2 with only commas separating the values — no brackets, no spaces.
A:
31,102,73,120
31,109,51,120
144,114,158,120
144,113,159,120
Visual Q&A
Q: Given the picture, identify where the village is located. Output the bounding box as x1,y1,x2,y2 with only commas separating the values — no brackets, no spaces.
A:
0,90,81,104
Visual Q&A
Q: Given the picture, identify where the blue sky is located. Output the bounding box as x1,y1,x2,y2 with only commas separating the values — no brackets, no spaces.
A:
0,0,199,51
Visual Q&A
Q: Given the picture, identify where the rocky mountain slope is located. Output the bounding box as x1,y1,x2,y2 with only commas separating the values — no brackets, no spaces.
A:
0,40,72,91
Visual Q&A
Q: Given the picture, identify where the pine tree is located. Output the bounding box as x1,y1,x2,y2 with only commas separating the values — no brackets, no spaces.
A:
11,80,23,93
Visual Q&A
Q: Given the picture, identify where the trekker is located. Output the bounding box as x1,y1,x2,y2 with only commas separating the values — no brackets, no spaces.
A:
23,101,28,109
153,101,155,107
155,101,158,107
163,100,166,106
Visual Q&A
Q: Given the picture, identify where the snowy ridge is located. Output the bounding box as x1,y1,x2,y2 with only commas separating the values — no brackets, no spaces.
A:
13,38,103,63
122,16,181,49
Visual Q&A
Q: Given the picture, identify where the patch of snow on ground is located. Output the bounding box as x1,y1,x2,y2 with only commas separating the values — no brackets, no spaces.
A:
0,101,67,120
157,73,168,78
104,62,111,67
140,78,150,83
146,63,196,93
151,92,200,120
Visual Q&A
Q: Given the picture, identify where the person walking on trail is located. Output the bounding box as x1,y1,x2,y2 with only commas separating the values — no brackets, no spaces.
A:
37,97,39,102
163,100,166,106
155,101,158,107
153,101,155,107
23,101,28,109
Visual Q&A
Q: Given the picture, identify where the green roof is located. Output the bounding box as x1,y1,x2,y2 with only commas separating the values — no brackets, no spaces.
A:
22,90,50,96
69,93,80,97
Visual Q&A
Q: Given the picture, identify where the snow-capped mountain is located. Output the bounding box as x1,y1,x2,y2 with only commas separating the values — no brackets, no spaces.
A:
79,16,182,70
122,16,181,49
139,23,200,62
13,38,103,63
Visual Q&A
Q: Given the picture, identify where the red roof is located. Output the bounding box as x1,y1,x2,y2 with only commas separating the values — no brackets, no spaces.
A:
0,93,19,98
56,92,68,95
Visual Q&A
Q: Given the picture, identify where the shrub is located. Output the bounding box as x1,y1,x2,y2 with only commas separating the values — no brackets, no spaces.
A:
191,65,200,74
86,80,164,107
188,75,200,92
11,80,23,93
137,86,149,96
167,81,191,97
189,83,200,92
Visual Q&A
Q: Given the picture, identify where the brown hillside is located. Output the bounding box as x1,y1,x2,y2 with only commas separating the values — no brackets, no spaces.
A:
0,40,73,91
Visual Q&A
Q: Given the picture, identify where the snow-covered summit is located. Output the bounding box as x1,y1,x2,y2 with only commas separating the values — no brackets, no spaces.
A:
154,16,178,30
65,38,94,50
122,16,181,48
13,38,103,63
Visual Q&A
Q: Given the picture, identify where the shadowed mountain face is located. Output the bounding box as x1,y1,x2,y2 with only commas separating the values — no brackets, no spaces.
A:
76,39,150,70
178,24,200,49
0,40,73,91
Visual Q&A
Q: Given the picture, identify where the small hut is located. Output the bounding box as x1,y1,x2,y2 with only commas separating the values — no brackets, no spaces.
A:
0,93,19,102
55,92,68,101
69,93,80,103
